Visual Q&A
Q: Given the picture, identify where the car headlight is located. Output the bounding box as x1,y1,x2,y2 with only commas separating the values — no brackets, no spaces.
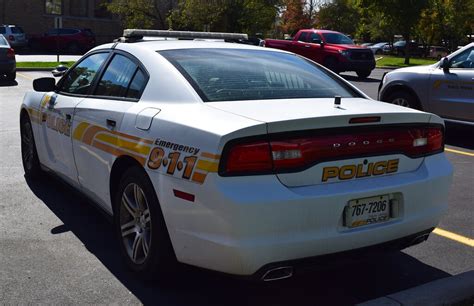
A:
338,50,350,58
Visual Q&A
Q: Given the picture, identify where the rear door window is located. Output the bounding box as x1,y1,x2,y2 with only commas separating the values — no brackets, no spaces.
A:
0,27,6,34
11,27,24,34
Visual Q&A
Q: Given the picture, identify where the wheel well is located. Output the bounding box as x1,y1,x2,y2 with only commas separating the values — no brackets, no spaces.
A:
109,156,144,214
20,108,29,123
380,85,423,110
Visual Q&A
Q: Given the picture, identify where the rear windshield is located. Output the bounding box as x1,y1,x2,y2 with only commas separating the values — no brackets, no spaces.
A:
159,48,359,102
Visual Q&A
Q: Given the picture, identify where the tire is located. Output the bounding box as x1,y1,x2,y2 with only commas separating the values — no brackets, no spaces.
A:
323,57,338,73
113,166,177,280
386,91,421,110
6,71,16,81
356,70,371,79
20,115,42,178
67,42,80,54
375,50,382,55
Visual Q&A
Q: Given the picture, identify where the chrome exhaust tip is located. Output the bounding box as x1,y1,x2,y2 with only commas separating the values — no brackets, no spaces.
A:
261,266,294,282
411,233,430,246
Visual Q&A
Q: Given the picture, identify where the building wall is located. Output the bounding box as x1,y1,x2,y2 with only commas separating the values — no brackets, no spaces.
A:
0,0,123,45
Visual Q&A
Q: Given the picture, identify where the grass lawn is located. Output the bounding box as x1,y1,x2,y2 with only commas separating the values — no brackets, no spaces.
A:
376,56,438,68
16,61,76,68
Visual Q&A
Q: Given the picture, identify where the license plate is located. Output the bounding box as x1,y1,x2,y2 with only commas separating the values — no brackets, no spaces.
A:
345,195,390,228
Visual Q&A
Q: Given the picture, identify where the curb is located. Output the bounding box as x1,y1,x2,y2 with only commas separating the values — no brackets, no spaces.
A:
17,67,54,72
376,66,398,70
357,270,474,306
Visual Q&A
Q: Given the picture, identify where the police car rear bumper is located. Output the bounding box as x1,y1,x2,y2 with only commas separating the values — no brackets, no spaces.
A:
160,153,452,276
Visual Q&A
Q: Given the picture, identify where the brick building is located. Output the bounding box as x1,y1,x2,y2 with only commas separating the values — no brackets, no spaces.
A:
0,0,123,45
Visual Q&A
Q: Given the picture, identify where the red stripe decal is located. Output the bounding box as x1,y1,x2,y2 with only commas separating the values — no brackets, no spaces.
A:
173,189,195,202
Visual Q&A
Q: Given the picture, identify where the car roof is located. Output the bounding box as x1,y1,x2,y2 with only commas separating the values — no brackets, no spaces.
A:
111,39,289,53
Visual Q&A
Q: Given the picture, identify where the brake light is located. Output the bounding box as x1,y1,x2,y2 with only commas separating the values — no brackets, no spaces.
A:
6,48,15,58
220,125,444,176
8,35,14,41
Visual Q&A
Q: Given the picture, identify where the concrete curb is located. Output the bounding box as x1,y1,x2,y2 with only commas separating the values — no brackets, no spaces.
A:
357,270,474,306
17,67,54,72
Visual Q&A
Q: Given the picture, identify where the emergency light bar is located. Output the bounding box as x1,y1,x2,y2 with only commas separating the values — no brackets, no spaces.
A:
121,29,248,42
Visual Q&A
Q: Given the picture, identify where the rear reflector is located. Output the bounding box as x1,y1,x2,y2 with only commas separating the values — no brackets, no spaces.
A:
173,189,195,202
7,48,15,58
220,125,444,176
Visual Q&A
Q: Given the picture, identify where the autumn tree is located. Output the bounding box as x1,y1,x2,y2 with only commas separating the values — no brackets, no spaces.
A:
280,0,310,36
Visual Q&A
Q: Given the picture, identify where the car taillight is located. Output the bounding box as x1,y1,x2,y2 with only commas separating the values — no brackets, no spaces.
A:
7,48,15,58
220,125,444,176
8,35,14,41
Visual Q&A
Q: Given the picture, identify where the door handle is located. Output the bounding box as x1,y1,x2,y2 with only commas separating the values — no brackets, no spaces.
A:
106,119,116,128
304,45,310,48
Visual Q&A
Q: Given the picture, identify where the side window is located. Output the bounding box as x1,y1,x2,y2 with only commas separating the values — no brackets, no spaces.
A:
450,48,474,69
95,54,146,99
0,27,6,34
309,33,322,43
126,69,147,99
298,32,308,42
60,52,109,95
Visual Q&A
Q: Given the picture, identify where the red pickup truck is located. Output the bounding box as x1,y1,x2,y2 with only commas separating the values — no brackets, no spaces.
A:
265,29,375,78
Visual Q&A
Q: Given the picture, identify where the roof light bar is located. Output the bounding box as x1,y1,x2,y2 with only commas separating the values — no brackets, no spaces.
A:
123,29,248,41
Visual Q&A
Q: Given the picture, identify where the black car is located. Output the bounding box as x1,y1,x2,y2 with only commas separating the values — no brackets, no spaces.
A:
0,34,16,81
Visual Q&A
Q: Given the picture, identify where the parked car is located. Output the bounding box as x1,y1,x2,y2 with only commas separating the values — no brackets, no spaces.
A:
361,42,373,47
428,46,448,59
369,42,389,55
28,28,95,53
379,43,474,124
0,24,28,49
265,29,375,78
0,34,16,81
20,29,452,281
387,40,425,57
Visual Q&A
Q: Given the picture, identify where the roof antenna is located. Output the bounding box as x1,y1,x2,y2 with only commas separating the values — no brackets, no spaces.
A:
334,95,341,107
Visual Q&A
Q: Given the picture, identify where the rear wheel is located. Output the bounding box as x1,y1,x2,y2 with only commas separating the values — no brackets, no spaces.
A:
356,70,371,79
386,91,420,110
114,166,177,280
20,115,42,178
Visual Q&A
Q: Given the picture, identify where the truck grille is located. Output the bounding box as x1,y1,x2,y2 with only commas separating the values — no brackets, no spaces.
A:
350,50,373,61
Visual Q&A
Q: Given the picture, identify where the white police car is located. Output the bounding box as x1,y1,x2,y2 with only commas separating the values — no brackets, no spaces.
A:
20,30,453,281
379,43,474,125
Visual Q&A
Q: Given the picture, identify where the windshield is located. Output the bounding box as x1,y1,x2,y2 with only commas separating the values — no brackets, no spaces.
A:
394,41,406,47
160,48,359,102
322,33,354,45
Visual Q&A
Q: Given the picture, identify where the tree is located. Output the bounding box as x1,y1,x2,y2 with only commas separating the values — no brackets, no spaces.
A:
316,0,359,36
280,0,310,36
359,0,429,64
105,0,176,29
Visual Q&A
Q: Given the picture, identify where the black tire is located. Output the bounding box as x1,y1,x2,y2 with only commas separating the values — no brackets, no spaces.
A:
113,166,177,280
323,57,338,73
20,115,42,178
375,50,383,55
356,70,371,79
386,90,421,110
6,71,16,81
67,42,80,54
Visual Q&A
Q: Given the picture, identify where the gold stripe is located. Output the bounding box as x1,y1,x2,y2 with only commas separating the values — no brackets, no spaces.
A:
201,152,221,160
445,148,474,157
191,171,207,184
433,228,474,247
196,159,219,172
73,122,90,141
92,140,146,166
95,132,151,156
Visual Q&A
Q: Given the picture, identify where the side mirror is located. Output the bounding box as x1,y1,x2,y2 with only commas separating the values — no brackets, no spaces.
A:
52,65,68,77
312,38,324,47
441,57,450,73
33,77,56,92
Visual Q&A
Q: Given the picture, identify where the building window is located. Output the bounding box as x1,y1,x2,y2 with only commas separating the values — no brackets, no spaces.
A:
70,0,88,17
94,0,112,19
45,0,62,15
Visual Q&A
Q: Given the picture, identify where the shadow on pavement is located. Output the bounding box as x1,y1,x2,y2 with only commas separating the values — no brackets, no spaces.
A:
0,79,18,87
445,122,474,150
340,74,381,83
26,174,451,305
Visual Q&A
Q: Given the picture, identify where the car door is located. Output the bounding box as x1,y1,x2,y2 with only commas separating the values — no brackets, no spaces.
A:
38,51,110,185
72,51,149,212
429,47,474,122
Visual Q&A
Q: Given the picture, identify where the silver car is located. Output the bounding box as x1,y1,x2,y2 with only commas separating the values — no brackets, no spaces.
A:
0,25,27,49
379,43,474,124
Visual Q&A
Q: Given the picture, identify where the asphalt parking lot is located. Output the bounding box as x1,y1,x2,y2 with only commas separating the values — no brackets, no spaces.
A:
0,69,472,304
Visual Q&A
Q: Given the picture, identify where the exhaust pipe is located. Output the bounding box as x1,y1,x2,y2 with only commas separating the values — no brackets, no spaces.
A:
261,266,294,281
410,233,430,246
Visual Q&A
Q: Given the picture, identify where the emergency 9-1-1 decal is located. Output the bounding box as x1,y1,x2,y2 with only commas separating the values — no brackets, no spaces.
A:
147,139,219,184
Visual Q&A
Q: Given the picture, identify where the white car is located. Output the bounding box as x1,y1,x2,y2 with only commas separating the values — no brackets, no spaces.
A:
20,30,453,281
379,43,474,125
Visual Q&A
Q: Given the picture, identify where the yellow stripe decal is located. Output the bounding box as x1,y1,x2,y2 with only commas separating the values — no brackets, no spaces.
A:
433,228,474,247
95,132,151,156
445,148,474,157
201,152,221,160
196,159,219,172
191,171,207,184
73,122,91,141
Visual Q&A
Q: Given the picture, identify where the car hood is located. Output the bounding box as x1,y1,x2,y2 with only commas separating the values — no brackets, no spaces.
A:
389,64,438,74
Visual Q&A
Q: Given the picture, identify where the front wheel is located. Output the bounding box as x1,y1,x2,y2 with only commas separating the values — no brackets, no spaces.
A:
386,91,420,110
20,115,42,178
356,70,371,79
114,166,177,280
